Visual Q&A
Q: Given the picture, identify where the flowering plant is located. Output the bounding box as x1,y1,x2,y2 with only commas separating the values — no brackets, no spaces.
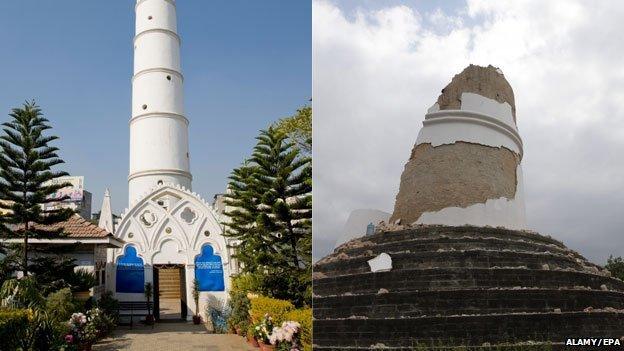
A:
64,308,109,348
253,313,273,343
269,320,301,350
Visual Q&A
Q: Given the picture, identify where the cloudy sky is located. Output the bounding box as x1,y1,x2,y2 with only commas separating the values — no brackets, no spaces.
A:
313,0,624,264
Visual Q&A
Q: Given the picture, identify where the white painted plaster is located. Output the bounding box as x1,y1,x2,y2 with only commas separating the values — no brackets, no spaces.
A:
368,253,392,272
129,0,188,204
135,0,177,35
427,102,440,113
415,165,527,229
416,93,523,157
461,93,515,127
334,209,390,249
98,189,114,233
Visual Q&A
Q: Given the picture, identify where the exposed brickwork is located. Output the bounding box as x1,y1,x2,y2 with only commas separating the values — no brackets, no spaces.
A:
436,64,516,120
390,142,520,224
313,226,624,348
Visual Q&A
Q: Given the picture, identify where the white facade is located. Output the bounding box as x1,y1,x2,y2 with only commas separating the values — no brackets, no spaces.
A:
104,0,235,320
109,184,232,319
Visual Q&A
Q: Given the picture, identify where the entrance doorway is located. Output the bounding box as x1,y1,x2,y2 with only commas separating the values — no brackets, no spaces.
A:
153,264,187,321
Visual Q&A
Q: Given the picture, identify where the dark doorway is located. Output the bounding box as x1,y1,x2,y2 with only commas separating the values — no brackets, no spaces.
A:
153,264,187,321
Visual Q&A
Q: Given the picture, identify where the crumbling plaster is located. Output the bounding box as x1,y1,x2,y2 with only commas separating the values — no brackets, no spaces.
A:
390,65,526,228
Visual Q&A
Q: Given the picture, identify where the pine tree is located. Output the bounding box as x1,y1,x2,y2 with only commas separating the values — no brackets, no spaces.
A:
0,101,74,277
223,162,275,273
252,127,311,270
224,125,312,305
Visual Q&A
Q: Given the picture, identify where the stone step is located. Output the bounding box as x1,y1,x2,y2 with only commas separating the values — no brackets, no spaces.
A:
314,289,624,319
353,226,567,250
316,250,590,277
314,268,623,297
159,294,180,299
159,280,181,285
312,312,624,348
335,236,577,260
312,346,562,351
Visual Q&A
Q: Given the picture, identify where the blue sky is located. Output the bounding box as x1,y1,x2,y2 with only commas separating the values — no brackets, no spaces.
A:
0,1,310,215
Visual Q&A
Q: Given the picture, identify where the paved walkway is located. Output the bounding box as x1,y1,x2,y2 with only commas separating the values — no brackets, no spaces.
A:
93,322,255,351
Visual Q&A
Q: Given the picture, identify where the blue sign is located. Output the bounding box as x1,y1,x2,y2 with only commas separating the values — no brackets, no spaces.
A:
116,246,145,293
195,245,225,291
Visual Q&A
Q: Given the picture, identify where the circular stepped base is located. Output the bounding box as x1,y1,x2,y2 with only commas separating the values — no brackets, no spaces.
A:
313,226,624,348
314,289,624,319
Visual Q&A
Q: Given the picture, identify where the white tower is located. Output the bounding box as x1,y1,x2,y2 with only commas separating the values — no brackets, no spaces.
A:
129,0,191,205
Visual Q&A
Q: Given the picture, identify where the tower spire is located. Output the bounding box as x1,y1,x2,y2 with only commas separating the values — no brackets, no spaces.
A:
98,188,114,233
129,0,191,205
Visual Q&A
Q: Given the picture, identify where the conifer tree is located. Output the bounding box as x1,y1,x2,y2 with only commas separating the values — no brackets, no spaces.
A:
252,127,311,270
223,162,275,272
223,125,312,305
0,101,74,277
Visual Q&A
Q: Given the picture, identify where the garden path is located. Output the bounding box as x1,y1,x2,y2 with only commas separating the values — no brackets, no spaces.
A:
93,323,255,351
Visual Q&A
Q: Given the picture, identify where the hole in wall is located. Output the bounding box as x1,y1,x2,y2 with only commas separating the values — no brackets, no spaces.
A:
142,104,147,110
157,180,163,185
166,75,171,81
148,16,153,20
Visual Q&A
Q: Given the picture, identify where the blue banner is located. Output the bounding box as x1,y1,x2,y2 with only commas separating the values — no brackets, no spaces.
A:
116,246,145,293
195,244,225,291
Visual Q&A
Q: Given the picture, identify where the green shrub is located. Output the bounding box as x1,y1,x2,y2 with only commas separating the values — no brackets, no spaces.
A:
284,308,312,351
45,287,77,324
0,308,29,350
0,277,45,308
97,290,120,324
249,296,294,325
227,290,251,334
231,273,263,294
68,269,96,292
89,307,115,337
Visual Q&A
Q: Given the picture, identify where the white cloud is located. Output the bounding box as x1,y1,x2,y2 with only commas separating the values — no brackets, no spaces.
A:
313,0,624,263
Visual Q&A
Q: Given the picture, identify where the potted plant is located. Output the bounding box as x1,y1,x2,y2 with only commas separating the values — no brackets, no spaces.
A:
144,282,155,325
247,325,260,347
227,290,250,336
255,314,275,351
268,320,302,350
70,269,96,301
65,310,101,351
192,278,202,324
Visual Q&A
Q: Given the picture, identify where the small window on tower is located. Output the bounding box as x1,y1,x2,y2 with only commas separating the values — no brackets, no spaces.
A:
157,180,163,185
166,75,171,81
148,16,153,20
142,104,147,110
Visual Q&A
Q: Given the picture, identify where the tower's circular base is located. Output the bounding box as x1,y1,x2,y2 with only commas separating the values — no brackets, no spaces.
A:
313,226,624,349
